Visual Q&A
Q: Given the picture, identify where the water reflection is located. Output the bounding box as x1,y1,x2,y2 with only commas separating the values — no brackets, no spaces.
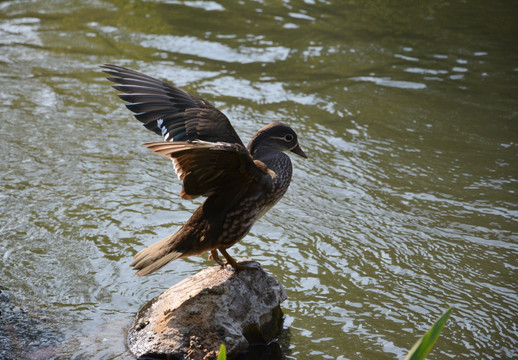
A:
349,76,426,89
139,34,290,63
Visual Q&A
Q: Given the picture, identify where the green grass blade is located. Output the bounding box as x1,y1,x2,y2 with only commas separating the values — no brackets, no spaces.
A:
405,307,453,360
217,343,227,360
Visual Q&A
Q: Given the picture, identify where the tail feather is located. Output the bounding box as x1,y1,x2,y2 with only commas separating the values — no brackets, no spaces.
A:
131,234,185,276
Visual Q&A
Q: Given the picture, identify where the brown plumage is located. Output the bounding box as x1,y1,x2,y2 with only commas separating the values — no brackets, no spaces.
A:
101,64,306,275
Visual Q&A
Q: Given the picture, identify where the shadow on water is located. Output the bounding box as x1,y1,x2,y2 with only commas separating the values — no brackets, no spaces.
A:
136,342,283,360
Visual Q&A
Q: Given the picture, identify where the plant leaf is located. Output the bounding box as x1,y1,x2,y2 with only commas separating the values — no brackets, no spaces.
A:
405,307,453,360
217,344,227,360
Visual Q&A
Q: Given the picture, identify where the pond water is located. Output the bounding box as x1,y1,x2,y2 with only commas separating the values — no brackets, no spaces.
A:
1,1,517,359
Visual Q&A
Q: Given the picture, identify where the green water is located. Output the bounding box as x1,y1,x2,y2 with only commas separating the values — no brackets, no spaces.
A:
1,1,517,359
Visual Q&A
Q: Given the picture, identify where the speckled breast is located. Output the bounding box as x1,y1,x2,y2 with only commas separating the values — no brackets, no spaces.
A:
217,155,293,248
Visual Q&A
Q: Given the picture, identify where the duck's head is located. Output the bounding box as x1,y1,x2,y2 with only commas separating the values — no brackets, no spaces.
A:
248,122,307,159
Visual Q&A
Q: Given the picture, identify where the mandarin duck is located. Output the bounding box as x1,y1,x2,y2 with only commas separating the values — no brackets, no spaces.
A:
101,64,306,275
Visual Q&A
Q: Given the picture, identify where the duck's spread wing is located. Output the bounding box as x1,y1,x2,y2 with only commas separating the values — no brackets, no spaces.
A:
145,141,274,200
101,64,244,146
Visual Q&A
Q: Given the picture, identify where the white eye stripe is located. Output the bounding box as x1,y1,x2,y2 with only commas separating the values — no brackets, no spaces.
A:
272,134,296,142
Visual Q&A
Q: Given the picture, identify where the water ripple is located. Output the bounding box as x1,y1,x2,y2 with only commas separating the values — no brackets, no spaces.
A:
138,33,290,63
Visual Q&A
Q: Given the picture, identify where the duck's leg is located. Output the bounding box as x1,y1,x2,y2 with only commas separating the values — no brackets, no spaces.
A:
209,249,225,267
219,248,260,270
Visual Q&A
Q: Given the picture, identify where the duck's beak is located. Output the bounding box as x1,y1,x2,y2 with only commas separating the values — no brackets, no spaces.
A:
290,143,307,159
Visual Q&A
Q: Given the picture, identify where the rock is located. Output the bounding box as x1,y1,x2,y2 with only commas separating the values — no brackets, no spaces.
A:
0,285,62,360
127,262,287,359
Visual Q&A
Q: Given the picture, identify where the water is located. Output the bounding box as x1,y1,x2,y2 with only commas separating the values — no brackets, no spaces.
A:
1,1,517,359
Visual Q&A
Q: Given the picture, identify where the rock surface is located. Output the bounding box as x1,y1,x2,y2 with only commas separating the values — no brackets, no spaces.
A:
0,285,61,360
127,262,287,360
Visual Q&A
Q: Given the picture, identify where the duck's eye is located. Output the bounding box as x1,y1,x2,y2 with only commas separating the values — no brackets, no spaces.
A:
284,133,294,142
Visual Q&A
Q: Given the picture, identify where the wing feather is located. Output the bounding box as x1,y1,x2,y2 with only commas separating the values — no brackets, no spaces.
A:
102,64,244,146
144,141,273,200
